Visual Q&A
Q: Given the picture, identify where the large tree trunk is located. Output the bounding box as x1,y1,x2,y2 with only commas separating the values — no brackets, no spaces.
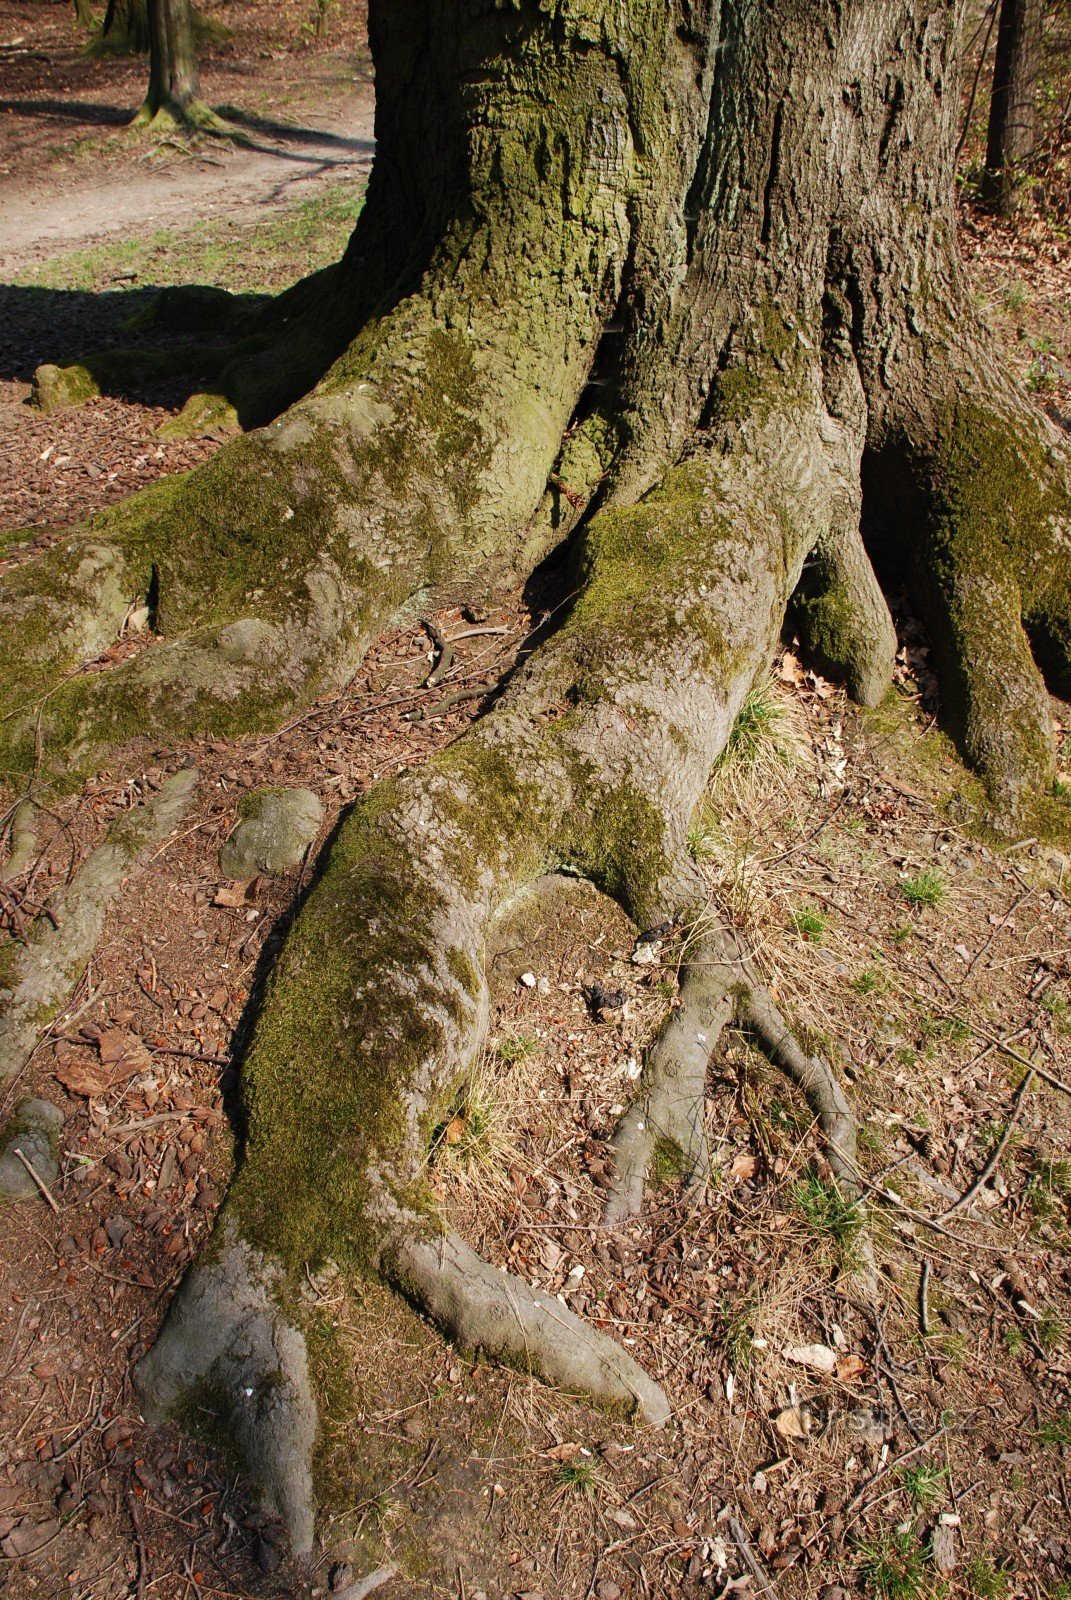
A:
4,0,1071,1560
983,0,1044,213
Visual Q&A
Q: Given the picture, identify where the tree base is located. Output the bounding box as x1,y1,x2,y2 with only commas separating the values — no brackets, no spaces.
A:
130,97,246,141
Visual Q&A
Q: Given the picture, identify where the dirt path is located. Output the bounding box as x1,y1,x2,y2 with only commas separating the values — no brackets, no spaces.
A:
0,0,374,276
0,90,375,276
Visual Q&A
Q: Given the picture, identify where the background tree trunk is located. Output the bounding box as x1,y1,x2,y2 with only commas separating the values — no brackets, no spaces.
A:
101,0,151,55
984,0,1044,212
140,0,200,121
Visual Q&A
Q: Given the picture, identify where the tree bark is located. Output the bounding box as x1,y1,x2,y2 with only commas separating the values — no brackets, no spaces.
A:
4,0,1071,1558
983,0,1044,213
101,0,151,55
131,0,230,132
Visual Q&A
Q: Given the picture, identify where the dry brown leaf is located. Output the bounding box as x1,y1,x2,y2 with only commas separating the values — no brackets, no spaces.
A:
773,1405,812,1441
56,1028,152,1097
608,1508,638,1530
836,1353,867,1384
213,884,252,908
55,1060,126,1098
729,1152,757,1181
784,1343,837,1374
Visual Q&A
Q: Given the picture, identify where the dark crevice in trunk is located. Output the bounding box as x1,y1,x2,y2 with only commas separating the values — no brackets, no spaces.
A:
760,97,785,245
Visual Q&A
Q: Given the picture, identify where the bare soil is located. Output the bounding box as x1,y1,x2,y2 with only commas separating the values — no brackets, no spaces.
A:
2,8,1071,1600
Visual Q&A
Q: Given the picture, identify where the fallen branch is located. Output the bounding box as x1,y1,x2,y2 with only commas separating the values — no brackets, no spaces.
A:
11,1146,60,1212
421,617,454,688
728,1515,777,1598
938,1068,1036,1221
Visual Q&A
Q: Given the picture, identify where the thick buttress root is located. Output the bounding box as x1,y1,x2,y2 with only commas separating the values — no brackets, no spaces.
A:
388,1230,670,1425
134,1224,317,1555
14,0,1071,1565
134,383,889,1551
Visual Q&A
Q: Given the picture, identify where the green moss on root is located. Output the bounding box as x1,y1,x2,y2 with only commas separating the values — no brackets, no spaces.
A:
558,773,672,915
915,398,1070,796
227,790,452,1268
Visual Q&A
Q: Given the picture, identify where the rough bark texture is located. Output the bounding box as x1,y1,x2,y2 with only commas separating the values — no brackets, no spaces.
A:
4,0,1071,1560
101,0,152,55
984,0,1043,213
139,0,199,117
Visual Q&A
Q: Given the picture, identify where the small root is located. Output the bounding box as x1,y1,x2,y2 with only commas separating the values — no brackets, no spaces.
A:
739,985,877,1298
0,769,198,1081
604,935,734,1225
603,912,871,1289
739,987,859,1193
388,1227,670,1427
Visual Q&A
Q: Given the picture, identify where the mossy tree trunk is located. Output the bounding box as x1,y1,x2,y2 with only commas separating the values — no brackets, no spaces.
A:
983,0,1043,213
5,0,1071,1556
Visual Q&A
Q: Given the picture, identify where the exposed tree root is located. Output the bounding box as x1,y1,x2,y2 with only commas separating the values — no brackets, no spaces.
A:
604,918,862,1224
9,0,1071,1567
134,1221,317,1555
389,1228,670,1424
739,988,860,1196
604,933,732,1226
0,768,198,1081
130,99,244,142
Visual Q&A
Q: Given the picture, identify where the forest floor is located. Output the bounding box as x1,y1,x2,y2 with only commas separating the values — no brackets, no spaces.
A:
3,5,1071,1600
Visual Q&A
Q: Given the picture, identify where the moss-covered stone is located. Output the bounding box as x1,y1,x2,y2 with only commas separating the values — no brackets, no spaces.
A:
0,1098,63,1200
30,362,102,413
219,787,324,880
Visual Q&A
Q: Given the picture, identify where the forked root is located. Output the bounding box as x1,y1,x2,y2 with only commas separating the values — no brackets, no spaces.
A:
134,1223,317,1556
605,937,735,1225
604,916,863,1224
136,1214,670,1559
739,987,859,1192
390,1227,670,1426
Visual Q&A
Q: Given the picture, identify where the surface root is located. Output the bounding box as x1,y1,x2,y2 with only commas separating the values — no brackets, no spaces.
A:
0,768,198,1081
604,917,863,1223
134,1222,317,1555
390,1227,670,1427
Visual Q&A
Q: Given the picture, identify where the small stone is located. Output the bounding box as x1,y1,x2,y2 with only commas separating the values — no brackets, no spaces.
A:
0,1100,63,1201
931,1523,958,1573
219,788,324,880
217,618,284,666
